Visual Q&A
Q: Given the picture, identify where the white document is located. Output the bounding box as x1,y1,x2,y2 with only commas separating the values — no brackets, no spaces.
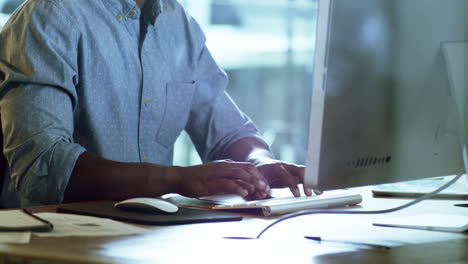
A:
33,213,148,237
0,210,49,230
0,232,31,244
373,214,468,233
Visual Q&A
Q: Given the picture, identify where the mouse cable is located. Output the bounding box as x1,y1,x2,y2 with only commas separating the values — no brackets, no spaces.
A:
254,171,465,239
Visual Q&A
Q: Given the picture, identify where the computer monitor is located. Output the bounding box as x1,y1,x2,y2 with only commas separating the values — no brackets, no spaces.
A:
305,0,467,191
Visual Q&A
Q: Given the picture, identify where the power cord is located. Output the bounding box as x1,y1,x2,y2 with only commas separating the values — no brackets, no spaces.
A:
254,171,465,239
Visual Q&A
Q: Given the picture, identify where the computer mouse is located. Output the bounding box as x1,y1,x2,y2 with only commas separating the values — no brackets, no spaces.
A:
114,197,179,213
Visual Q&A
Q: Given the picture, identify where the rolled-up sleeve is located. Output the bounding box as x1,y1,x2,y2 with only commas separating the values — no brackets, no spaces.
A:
0,1,85,206
186,46,267,162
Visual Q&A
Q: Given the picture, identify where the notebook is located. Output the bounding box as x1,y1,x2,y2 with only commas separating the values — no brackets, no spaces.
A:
372,175,468,199
373,214,468,233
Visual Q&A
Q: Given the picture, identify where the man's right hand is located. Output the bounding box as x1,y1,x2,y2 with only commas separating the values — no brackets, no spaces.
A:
168,160,270,200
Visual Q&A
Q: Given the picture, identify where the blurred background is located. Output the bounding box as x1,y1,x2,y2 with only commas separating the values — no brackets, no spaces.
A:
0,0,318,166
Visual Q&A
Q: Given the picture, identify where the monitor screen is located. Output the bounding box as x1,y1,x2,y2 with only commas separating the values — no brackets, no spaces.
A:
305,0,467,191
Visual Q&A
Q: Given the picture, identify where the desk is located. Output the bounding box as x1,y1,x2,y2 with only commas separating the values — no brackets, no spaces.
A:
0,187,467,264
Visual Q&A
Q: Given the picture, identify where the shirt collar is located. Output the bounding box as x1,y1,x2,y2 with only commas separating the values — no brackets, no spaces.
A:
102,0,164,22
141,0,163,26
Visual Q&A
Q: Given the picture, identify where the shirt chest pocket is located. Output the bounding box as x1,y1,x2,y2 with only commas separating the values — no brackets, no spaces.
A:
155,81,196,148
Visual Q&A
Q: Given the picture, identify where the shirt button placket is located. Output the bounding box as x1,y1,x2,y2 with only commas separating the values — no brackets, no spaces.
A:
140,86,153,163
141,97,151,162
139,30,157,164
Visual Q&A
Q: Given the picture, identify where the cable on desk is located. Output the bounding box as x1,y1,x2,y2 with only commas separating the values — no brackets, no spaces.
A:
254,171,465,239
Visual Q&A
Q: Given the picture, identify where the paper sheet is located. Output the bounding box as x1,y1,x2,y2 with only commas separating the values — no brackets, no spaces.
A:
0,232,31,244
33,213,148,237
0,210,47,228
373,213,468,233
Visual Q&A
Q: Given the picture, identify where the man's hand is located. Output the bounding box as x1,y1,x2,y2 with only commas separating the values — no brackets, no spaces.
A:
169,160,270,200
222,137,313,198
254,159,313,197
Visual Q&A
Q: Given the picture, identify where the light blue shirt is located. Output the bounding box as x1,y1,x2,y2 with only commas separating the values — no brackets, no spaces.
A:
0,0,263,207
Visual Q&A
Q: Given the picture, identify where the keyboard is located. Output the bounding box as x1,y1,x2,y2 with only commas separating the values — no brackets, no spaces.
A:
199,189,362,216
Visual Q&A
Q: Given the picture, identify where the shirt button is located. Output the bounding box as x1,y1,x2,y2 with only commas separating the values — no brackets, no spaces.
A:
117,15,123,21
130,10,137,16
144,98,151,105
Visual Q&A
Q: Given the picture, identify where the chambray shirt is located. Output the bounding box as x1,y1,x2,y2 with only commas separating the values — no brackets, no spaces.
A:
0,0,262,207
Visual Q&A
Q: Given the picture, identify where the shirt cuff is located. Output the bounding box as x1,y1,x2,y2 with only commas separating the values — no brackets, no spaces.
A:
208,132,270,162
18,142,86,206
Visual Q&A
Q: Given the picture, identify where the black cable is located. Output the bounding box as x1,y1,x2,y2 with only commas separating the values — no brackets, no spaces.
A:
254,171,465,239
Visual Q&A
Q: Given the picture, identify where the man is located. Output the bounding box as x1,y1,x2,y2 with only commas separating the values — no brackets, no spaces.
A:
0,0,312,208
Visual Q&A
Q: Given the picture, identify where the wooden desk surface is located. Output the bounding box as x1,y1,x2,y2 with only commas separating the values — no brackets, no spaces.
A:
1,188,467,264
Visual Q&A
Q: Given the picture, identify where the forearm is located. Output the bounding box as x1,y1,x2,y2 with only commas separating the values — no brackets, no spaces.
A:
63,152,177,202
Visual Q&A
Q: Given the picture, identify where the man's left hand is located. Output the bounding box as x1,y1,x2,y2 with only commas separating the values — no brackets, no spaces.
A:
254,159,313,198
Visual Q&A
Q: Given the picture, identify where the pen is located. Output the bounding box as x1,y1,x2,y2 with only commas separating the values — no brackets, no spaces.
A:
223,235,391,250
304,236,391,250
